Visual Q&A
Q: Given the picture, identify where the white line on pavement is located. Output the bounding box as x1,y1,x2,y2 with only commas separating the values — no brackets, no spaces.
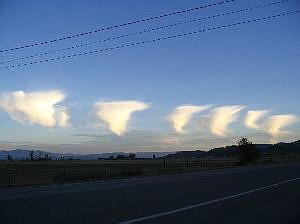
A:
119,177,300,224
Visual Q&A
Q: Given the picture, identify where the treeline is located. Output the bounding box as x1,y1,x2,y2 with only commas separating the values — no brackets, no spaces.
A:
98,153,138,160
6,151,145,161
5,139,300,162
7,150,52,161
167,139,300,161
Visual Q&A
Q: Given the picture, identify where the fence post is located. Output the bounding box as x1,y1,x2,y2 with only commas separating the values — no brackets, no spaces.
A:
163,158,166,170
186,158,189,169
205,160,208,168
104,166,107,178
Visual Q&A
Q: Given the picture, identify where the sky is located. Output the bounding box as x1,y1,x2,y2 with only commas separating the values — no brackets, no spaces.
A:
0,0,300,153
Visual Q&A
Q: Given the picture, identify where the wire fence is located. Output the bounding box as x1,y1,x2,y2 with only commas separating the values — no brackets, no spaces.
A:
0,158,239,187
1,154,297,187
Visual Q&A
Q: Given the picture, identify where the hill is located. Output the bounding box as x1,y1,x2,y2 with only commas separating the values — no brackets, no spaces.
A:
1,140,299,161
166,140,300,159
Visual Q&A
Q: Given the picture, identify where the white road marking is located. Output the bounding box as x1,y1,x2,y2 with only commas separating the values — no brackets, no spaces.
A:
119,177,300,224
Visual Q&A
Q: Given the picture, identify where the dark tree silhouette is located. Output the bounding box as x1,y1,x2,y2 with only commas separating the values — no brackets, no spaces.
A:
237,137,259,164
44,153,51,160
29,150,34,161
7,154,13,161
116,154,126,160
128,153,136,160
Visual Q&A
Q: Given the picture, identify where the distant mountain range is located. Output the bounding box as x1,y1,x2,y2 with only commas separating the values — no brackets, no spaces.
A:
0,149,172,160
1,140,299,160
166,140,300,159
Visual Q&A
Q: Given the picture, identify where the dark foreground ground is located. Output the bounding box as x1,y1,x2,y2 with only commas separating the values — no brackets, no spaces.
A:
1,163,299,224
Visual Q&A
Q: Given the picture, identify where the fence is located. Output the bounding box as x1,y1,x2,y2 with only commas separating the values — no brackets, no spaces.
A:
0,158,239,187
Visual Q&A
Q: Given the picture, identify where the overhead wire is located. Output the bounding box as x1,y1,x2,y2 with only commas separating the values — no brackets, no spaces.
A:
0,0,291,65
0,0,235,53
0,11,298,70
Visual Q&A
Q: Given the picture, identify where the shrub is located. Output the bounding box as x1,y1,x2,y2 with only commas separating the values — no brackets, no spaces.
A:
237,138,259,164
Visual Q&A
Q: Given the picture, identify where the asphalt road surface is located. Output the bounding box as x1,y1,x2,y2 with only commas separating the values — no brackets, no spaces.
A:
1,163,299,224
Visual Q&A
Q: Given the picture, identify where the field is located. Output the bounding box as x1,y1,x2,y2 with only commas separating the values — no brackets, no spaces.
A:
0,158,239,187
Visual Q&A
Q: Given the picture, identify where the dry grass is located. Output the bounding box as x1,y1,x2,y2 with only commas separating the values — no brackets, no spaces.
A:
0,158,238,187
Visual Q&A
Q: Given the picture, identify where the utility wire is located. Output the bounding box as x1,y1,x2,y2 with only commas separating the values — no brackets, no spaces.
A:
0,11,298,70
0,0,235,53
0,0,290,65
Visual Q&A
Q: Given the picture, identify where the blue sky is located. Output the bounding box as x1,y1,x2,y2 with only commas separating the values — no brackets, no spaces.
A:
0,0,300,153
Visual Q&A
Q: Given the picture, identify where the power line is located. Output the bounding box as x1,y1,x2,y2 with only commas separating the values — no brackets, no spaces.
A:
0,11,298,70
0,0,290,65
0,0,235,53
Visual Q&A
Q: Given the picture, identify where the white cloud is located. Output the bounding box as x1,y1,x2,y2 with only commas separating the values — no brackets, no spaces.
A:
168,105,209,133
0,90,69,128
244,110,268,130
209,105,245,137
262,115,297,141
94,100,149,136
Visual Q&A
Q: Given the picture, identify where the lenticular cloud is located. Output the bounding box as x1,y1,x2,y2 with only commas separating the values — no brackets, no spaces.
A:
209,105,244,137
169,105,209,133
94,100,149,136
262,115,297,140
244,110,268,130
0,90,69,128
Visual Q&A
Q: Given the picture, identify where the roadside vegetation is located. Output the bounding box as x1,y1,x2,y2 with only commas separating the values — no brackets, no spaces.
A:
0,158,238,187
1,138,299,187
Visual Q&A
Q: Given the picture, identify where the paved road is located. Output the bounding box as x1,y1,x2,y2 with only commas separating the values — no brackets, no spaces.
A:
1,163,299,224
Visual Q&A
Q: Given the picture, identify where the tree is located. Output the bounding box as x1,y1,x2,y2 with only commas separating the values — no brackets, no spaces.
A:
44,153,51,160
7,154,13,161
116,154,126,160
29,150,34,161
237,137,259,164
128,153,136,160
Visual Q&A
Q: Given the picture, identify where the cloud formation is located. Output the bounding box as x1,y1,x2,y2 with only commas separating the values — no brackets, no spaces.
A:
262,115,297,140
0,90,69,128
168,105,209,133
244,110,268,130
94,100,149,136
209,105,244,137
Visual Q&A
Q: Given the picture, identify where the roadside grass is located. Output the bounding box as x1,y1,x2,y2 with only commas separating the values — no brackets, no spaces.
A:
1,155,298,187
0,158,238,187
